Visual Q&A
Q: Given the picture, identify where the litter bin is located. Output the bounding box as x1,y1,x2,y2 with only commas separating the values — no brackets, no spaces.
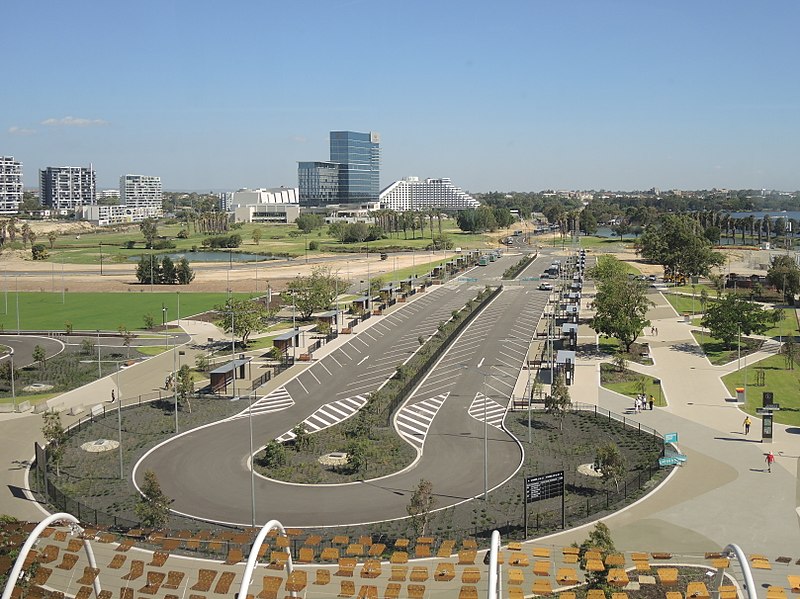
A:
735,387,745,403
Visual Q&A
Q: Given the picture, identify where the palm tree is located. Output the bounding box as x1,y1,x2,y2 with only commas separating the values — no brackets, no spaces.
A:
763,214,771,245
755,219,762,246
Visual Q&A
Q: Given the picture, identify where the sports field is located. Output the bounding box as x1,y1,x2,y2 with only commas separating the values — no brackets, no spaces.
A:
0,291,252,332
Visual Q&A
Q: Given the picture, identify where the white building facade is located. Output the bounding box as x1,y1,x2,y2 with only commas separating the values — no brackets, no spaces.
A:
229,187,300,223
120,174,163,215
379,177,479,211
0,156,23,214
78,204,162,226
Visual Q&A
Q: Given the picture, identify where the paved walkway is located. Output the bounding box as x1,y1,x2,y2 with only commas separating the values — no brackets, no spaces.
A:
532,287,800,557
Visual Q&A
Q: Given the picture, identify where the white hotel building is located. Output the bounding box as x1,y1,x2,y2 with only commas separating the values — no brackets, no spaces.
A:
379,177,479,211
0,156,23,214
229,187,300,223
120,174,163,214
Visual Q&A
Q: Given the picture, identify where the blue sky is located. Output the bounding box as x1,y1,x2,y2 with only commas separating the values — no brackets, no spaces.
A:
3,1,799,192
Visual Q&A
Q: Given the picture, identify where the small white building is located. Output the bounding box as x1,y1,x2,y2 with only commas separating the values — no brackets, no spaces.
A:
229,187,300,223
78,204,162,226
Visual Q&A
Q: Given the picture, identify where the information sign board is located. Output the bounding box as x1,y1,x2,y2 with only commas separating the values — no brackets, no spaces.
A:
664,432,678,444
525,471,564,504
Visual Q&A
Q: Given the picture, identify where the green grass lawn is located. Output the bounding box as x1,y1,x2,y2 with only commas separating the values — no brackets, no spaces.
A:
0,291,252,332
662,292,711,315
38,218,499,265
670,283,715,294
691,330,762,365
599,364,667,407
722,353,800,425
575,236,632,249
763,307,799,338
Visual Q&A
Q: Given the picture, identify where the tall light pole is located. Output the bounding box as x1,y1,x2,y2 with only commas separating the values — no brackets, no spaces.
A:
248,390,256,527
172,334,178,433
176,291,180,326
162,306,168,349
116,362,123,479
476,358,489,501
96,330,102,378
15,276,20,333
230,309,236,398
9,351,16,413
99,243,103,276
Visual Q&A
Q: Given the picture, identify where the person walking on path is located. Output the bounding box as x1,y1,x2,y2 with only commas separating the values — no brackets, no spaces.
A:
648,395,654,411
743,416,751,435
765,451,775,472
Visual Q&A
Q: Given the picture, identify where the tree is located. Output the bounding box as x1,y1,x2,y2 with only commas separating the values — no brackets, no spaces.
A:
766,254,800,304
591,260,652,352
41,412,66,477
175,257,195,285
292,423,310,452
31,243,48,261
175,364,194,413
135,255,160,285
64,321,73,336
544,372,571,429
160,256,177,285
286,267,347,320
576,522,616,590
701,292,781,350
407,479,437,537
118,325,133,359
143,313,156,330
215,297,273,347
32,345,46,370
252,228,263,245
595,443,625,493
636,214,724,280
781,335,798,370
296,213,324,234
134,470,172,529
80,338,95,356
139,218,159,249
262,441,287,468
579,210,598,235
346,439,368,474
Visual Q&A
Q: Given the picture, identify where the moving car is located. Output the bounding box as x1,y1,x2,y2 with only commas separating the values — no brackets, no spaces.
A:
538,282,553,291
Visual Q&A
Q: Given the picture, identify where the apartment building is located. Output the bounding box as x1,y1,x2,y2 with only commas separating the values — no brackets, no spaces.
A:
0,156,23,214
379,177,479,211
39,166,96,211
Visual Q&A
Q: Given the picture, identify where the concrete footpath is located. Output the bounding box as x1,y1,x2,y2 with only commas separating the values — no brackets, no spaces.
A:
533,288,800,557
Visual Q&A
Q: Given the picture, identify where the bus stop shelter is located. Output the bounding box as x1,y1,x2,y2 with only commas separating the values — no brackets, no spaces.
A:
209,358,252,395
273,329,301,355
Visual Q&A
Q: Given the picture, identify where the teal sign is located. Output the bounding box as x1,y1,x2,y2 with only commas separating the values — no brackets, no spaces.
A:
659,457,680,467
664,432,678,444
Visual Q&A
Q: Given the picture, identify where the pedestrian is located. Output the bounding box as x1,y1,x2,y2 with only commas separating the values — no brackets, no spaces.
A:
655,327,659,336
765,451,775,473
650,326,655,336
110,389,116,403
649,394,654,411
743,416,751,435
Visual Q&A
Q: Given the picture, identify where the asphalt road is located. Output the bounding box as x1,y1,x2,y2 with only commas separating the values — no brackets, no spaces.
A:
0,335,66,368
134,252,559,527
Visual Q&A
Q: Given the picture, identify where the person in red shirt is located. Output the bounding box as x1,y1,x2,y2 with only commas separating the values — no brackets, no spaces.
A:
765,451,775,473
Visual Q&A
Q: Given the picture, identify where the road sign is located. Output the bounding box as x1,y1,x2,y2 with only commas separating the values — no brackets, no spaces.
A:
664,432,678,444
659,457,681,467
525,471,564,503
764,404,781,411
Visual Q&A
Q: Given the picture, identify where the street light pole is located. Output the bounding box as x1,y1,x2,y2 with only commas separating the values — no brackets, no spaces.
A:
97,330,102,378
477,358,489,501
116,362,123,479
248,391,256,527
231,310,236,398
10,351,16,413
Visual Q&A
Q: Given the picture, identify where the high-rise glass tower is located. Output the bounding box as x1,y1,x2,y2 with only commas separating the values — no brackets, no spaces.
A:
330,131,380,203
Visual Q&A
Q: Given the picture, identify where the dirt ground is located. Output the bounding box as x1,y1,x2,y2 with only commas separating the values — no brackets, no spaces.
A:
0,248,457,293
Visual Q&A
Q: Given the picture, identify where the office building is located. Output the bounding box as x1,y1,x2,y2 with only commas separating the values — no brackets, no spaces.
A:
379,177,479,211
120,174,163,216
330,131,380,203
39,166,96,211
298,131,380,206
0,156,23,214
298,161,340,207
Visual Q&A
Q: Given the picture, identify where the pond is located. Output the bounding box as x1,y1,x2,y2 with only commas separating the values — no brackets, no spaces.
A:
129,251,281,263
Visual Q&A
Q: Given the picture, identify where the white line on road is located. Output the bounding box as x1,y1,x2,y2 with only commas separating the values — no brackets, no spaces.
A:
358,356,369,365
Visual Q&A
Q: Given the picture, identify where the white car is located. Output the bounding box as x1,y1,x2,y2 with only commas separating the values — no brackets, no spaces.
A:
538,282,553,291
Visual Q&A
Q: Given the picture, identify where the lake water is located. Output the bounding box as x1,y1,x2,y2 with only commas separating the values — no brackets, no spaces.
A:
128,251,280,263
729,211,800,221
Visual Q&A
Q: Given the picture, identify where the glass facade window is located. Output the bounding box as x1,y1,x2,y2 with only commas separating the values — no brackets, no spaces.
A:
330,131,380,203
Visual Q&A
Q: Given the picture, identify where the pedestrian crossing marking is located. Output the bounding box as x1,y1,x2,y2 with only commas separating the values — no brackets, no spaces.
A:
395,393,449,450
468,393,506,429
276,395,368,442
232,386,294,419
